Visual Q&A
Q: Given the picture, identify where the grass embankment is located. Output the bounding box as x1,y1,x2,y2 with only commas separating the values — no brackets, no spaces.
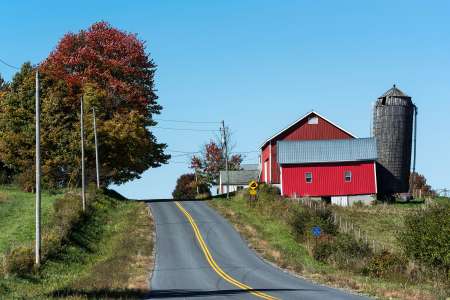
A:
0,185,154,299
209,191,448,300
333,198,450,253
0,186,62,253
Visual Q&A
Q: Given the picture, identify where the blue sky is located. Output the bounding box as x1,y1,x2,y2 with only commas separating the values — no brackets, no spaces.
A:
1,1,449,198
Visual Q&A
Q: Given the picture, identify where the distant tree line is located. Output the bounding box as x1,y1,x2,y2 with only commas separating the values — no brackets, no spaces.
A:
0,22,169,191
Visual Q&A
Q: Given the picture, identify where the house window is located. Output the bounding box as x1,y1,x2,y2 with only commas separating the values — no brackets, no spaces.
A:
307,116,318,124
344,171,352,182
305,172,312,183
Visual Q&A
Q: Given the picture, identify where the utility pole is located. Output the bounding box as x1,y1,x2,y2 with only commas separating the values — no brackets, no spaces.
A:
92,107,100,189
410,105,418,195
35,70,41,267
80,97,86,211
222,120,229,199
195,169,199,195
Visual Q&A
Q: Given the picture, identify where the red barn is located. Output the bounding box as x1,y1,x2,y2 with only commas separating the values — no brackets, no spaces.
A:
260,112,378,205
260,111,356,185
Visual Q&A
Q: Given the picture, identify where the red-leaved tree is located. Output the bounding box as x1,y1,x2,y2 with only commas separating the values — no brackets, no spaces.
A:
0,22,169,189
190,141,242,186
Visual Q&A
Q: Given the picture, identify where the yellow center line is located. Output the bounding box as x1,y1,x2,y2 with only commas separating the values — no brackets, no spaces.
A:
174,201,280,300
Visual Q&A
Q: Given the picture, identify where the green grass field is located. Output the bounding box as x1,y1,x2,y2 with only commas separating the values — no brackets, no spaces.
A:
0,186,62,253
0,186,154,299
209,193,446,300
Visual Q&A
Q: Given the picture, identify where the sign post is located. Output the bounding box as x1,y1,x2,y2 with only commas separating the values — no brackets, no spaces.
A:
311,226,321,249
248,180,258,203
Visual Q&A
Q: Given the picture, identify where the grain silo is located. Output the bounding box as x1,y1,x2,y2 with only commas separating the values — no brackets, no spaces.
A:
373,85,416,195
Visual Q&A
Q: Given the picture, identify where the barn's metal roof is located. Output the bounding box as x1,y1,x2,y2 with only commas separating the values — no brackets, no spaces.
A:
219,170,259,185
277,138,377,164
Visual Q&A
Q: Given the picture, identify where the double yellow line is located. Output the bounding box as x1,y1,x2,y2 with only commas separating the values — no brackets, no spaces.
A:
174,201,279,300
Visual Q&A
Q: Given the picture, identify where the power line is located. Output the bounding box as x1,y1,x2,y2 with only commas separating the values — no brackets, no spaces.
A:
154,126,220,132
231,150,259,154
155,118,220,124
0,58,19,70
167,150,200,154
169,153,194,158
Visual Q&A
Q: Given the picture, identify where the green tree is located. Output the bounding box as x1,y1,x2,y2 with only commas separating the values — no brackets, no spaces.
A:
0,63,36,189
398,204,450,278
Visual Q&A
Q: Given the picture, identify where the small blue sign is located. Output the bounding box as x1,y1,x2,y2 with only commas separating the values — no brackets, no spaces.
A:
311,226,321,237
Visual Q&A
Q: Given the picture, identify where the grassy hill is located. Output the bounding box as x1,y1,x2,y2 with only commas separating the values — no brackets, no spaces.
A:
0,186,62,253
0,185,154,299
209,190,449,300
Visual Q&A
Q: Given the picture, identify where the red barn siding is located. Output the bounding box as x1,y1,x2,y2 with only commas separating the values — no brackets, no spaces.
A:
278,116,353,141
281,162,376,197
261,145,270,183
261,113,354,184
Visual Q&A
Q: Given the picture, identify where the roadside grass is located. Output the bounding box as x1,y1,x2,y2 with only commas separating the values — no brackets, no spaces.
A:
0,185,62,253
0,186,154,299
209,192,446,300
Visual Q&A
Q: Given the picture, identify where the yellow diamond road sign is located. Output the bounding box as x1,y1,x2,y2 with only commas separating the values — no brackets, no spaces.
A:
249,180,258,190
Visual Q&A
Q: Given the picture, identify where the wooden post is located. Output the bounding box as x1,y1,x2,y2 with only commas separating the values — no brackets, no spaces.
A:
80,97,86,211
35,70,41,267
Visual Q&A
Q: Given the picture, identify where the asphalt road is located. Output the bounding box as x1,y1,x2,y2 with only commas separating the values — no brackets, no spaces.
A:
147,200,369,300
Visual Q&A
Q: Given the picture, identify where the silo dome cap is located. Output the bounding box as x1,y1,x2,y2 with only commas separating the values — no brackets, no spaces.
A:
379,84,410,98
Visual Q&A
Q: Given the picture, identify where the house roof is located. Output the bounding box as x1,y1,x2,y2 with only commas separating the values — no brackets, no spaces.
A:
240,164,259,171
277,138,377,164
219,170,259,185
260,111,357,149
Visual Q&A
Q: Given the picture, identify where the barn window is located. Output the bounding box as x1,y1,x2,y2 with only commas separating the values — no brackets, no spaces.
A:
344,171,352,182
307,116,319,124
305,172,312,183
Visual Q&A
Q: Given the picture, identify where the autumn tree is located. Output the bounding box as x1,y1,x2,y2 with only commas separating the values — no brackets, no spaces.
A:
0,63,36,189
190,140,242,187
172,173,210,200
410,172,435,197
0,73,14,183
0,22,169,189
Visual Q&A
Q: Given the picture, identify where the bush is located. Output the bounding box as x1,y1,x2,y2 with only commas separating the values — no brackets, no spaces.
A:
398,204,450,277
53,194,83,239
313,240,336,262
195,193,211,200
290,208,312,239
257,183,281,196
290,207,337,240
3,246,34,276
0,162,14,184
364,250,407,279
316,233,372,270
14,168,35,192
172,173,210,200
334,233,371,259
